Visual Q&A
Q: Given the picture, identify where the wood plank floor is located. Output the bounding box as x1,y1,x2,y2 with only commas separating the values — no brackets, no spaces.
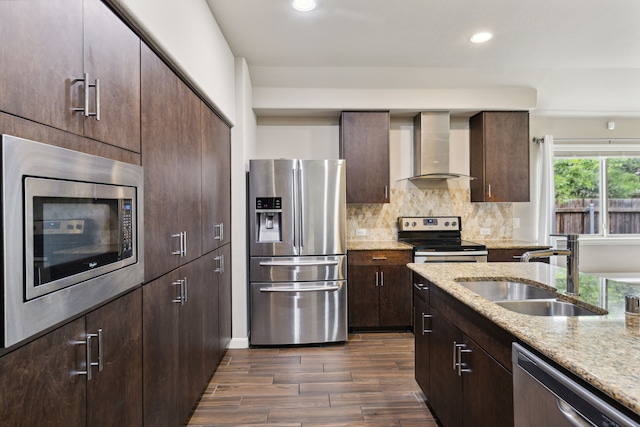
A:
187,332,438,427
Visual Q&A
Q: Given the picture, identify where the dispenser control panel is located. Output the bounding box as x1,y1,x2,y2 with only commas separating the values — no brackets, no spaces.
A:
256,197,281,210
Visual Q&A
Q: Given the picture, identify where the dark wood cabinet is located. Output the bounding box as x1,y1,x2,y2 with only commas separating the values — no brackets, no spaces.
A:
142,271,181,427
0,318,86,427
413,275,431,398
202,107,232,253
0,288,142,427
469,111,530,202
86,289,143,427
142,253,227,426
0,0,141,152
339,111,390,203
488,247,549,263
414,275,515,427
141,44,203,282
348,250,412,329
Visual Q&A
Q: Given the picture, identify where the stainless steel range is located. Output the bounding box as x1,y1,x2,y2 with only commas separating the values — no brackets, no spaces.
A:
398,216,487,263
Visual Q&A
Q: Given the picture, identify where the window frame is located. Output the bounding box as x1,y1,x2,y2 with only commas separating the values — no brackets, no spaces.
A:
553,142,640,239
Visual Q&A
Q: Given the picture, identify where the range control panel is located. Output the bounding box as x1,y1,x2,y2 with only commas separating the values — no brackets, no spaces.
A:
398,216,461,232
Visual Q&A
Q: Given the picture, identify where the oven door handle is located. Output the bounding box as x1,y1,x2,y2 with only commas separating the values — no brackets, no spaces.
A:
259,286,340,292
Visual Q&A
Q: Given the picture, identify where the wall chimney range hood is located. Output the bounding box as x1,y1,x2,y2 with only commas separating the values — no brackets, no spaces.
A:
410,112,473,180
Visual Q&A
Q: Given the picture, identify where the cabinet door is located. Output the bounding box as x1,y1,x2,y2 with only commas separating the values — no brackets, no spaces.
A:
202,107,231,253
461,336,514,427
413,289,431,398
347,264,379,327
379,264,412,327
470,111,529,202
0,318,86,427
141,43,181,282
83,0,140,152
340,111,390,203
216,244,232,359
86,289,142,427
429,308,463,427
179,257,209,423
176,79,202,264
142,271,181,427
0,0,84,135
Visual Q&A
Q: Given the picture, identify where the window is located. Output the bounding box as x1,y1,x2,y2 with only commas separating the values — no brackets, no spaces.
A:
554,146,640,236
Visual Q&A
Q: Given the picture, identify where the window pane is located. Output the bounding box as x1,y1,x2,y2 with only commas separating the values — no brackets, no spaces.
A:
554,158,600,235
606,158,640,235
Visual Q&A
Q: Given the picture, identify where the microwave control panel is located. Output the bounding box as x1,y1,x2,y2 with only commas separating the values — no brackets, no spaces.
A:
121,199,133,258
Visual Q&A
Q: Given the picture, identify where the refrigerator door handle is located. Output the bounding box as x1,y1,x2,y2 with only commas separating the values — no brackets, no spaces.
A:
259,260,339,267
297,162,304,250
259,286,340,292
292,166,299,250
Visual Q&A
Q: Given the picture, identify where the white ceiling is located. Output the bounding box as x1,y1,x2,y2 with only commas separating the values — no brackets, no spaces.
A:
207,0,640,117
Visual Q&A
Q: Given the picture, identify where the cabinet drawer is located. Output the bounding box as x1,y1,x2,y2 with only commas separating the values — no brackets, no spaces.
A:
348,250,412,266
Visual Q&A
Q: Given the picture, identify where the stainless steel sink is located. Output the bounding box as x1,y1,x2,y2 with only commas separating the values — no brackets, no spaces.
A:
495,300,602,317
457,280,557,301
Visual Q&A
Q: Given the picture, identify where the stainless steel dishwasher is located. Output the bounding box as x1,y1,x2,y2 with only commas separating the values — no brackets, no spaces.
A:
512,343,640,427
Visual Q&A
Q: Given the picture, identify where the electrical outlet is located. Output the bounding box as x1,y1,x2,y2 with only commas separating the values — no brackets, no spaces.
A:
513,218,520,229
356,229,367,236
480,228,491,235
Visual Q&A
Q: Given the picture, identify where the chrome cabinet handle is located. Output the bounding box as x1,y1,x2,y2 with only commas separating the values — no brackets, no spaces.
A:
83,328,103,381
414,283,429,291
171,232,187,257
422,313,432,335
453,341,458,370
380,271,384,286
73,73,100,120
384,185,388,200
457,344,472,376
215,254,224,273
487,184,492,199
375,271,379,287
172,279,186,305
372,257,387,261
214,223,224,241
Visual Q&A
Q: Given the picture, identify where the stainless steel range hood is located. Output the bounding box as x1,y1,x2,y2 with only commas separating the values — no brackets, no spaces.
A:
410,112,472,180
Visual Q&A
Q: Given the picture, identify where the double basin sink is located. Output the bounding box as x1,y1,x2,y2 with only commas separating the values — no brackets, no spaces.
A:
457,280,605,317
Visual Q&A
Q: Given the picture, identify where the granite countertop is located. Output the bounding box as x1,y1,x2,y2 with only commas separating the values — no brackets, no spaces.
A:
474,239,552,250
347,241,413,251
408,262,640,417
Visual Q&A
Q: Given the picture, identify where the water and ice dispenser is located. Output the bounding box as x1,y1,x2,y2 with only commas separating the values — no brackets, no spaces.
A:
255,197,282,243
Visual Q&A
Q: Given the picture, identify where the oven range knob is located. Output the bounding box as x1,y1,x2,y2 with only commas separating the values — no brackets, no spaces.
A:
444,221,450,226
412,221,417,227
404,221,409,227
452,221,457,227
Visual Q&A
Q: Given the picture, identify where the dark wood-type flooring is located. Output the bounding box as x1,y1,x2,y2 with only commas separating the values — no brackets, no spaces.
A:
187,332,438,426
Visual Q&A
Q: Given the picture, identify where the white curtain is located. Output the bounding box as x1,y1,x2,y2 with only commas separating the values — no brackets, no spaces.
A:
537,135,555,246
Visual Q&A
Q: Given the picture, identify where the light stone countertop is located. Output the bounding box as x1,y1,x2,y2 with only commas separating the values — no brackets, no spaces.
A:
474,239,552,250
347,241,413,251
408,262,640,417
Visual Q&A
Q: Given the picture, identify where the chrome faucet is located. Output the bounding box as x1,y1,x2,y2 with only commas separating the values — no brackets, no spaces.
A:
520,234,580,296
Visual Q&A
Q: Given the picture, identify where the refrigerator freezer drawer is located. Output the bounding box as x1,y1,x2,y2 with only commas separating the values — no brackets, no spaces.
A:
250,255,346,282
250,281,348,346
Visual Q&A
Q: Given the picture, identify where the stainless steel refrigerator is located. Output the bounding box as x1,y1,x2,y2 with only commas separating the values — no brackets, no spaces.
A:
248,159,347,346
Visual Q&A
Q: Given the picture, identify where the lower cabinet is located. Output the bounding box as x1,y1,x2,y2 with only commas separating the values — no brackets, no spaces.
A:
413,274,430,397
0,288,142,427
415,276,514,427
348,250,412,329
143,249,230,426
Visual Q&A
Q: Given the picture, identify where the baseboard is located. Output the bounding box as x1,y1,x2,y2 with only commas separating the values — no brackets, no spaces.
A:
229,337,249,349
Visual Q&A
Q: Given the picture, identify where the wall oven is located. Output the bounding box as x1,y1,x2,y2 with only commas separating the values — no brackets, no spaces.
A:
2,135,144,347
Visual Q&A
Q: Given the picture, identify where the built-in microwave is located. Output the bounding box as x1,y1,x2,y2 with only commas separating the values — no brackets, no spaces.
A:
2,135,144,347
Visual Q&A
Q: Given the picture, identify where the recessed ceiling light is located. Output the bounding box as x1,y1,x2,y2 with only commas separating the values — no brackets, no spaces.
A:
292,0,316,12
470,32,493,44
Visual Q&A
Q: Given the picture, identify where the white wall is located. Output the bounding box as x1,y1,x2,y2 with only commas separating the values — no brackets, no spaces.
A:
114,0,236,122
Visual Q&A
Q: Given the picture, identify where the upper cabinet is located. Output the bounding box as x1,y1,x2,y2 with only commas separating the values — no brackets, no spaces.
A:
0,0,141,152
339,111,390,203
469,111,530,202
201,107,232,253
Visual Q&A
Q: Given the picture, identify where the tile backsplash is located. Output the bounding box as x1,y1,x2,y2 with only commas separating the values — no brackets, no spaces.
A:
347,185,513,241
